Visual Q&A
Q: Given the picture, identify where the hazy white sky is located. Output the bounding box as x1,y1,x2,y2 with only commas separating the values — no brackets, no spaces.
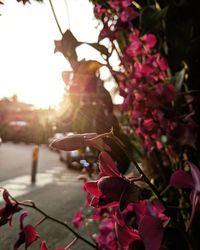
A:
0,0,102,108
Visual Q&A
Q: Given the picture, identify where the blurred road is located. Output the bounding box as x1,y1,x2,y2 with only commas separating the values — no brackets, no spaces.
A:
0,142,62,181
0,142,95,250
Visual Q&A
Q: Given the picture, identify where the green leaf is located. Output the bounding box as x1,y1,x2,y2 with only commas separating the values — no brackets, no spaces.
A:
140,5,168,34
171,68,186,91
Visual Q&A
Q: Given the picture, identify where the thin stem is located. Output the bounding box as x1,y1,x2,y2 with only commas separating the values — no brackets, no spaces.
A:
108,129,167,208
34,216,47,227
65,237,78,250
48,0,63,36
11,198,98,249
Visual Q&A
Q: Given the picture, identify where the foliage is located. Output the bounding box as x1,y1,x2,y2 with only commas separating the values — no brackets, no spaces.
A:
1,0,200,250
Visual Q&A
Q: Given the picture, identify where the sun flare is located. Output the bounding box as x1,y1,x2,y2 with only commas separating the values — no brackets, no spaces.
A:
0,0,99,109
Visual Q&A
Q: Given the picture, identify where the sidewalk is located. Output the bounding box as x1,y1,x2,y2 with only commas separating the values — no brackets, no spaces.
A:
0,167,95,250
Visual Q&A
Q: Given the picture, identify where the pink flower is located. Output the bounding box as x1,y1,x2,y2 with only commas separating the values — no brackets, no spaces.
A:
121,0,132,8
40,240,65,250
99,22,115,41
126,38,143,57
142,118,155,131
72,208,84,228
0,189,22,227
157,57,168,71
94,4,106,17
108,0,121,11
141,34,157,49
134,201,169,250
98,217,118,250
120,7,139,23
84,152,142,210
170,162,200,230
116,223,141,248
14,211,39,250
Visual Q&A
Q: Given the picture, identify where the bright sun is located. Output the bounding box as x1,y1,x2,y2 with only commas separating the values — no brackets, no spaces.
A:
0,0,99,109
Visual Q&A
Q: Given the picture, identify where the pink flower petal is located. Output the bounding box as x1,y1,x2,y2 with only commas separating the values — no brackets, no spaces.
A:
24,224,39,247
40,241,65,250
99,151,120,177
187,191,199,231
157,57,168,71
40,241,48,250
84,181,102,197
142,34,157,48
189,162,200,192
20,211,28,229
72,209,83,228
116,224,141,247
139,215,164,250
170,170,194,189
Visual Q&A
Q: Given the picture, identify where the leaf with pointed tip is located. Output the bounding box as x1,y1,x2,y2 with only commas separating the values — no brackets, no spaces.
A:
171,68,186,91
86,42,110,57
140,6,168,34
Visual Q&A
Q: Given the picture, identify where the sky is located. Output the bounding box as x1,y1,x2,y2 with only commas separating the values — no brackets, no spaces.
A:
0,0,105,108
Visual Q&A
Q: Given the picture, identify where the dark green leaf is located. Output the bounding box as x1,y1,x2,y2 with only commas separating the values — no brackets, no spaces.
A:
171,68,186,90
140,6,168,34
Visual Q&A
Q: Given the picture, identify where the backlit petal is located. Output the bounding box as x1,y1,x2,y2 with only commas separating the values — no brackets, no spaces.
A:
99,151,120,177
24,224,39,247
84,181,102,197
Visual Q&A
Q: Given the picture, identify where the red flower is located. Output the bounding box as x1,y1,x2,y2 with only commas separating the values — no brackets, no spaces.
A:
116,223,141,248
40,240,65,250
84,152,141,210
0,189,22,227
72,208,84,228
14,211,39,250
136,201,169,250
116,200,168,250
141,34,157,49
97,217,118,250
120,7,139,23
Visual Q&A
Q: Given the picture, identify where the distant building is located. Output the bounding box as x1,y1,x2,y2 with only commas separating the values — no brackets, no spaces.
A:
0,95,55,127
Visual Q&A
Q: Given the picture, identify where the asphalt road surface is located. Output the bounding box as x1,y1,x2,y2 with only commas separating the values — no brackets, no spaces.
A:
0,142,63,181
0,142,95,250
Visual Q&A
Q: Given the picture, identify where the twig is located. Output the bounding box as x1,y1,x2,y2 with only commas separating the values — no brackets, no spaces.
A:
65,237,78,250
10,197,98,249
48,0,63,36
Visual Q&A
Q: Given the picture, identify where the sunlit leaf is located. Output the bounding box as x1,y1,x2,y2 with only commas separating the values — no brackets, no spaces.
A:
75,60,104,74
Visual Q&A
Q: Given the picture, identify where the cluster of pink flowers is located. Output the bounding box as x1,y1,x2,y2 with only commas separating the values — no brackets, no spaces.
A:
74,151,169,250
93,1,180,155
72,150,200,249
120,30,177,153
